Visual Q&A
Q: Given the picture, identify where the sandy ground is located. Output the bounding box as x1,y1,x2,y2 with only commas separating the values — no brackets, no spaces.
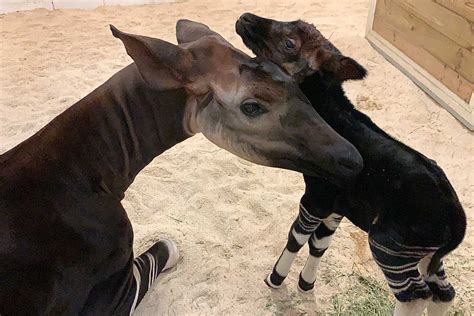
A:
1,0,472,314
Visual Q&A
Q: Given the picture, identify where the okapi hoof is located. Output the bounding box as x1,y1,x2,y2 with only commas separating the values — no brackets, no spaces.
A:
297,274,315,293
161,239,180,271
264,273,284,289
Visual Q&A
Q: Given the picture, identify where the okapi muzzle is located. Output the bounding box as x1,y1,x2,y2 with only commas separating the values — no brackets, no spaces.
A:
236,13,276,61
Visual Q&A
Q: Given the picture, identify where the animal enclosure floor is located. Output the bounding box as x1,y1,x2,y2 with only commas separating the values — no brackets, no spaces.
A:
0,0,472,314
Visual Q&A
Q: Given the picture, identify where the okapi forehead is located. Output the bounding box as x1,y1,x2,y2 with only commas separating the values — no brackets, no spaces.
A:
295,20,323,41
241,63,293,100
295,20,341,54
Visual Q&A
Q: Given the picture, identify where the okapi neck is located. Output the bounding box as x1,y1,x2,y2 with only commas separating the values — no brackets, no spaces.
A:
300,73,355,124
300,73,401,156
5,64,192,199
86,64,192,195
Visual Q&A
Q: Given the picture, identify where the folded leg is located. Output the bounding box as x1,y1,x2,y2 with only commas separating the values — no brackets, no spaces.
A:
81,239,179,315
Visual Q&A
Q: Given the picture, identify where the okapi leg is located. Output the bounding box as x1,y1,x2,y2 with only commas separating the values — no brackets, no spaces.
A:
369,226,436,316
298,213,343,292
418,256,455,316
80,239,179,315
129,239,179,313
265,202,322,289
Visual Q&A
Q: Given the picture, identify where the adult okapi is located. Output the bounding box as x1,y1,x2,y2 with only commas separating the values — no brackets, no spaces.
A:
234,13,466,316
0,24,364,315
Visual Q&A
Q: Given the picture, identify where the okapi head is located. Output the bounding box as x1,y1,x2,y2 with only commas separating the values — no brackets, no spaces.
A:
235,13,367,84
111,24,362,183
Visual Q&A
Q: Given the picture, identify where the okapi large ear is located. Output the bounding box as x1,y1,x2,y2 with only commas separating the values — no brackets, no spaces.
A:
110,25,194,91
176,19,224,44
321,53,367,82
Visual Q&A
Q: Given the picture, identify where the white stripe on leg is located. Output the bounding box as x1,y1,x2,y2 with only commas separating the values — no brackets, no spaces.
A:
323,213,343,230
129,263,142,316
145,253,155,290
273,229,311,278
291,228,312,245
300,255,322,284
275,249,298,278
418,254,431,278
310,233,334,250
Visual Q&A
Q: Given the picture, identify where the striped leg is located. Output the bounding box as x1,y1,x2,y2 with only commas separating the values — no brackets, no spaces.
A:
369,227,436,316
298,213,343,292
80,239,179,315
419,256,455,316
265,202,323,289
128,239,179,314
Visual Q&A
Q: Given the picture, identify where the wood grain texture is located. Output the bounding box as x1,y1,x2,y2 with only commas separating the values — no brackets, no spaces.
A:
374,17,473,104
435,0,474,22
375,0,474,82
393,0,473,48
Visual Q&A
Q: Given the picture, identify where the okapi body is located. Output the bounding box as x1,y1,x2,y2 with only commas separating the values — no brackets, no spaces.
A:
0,25,364,315
236,13,467,316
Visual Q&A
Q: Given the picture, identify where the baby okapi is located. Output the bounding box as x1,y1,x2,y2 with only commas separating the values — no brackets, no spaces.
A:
0,24,363,314
236,14,466,316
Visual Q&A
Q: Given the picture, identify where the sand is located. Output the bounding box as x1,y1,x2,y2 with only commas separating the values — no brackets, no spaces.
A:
0,0,472,314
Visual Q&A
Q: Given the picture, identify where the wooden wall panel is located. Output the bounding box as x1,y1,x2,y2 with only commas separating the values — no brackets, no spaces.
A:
394,0,473,48
435,0,474,22
367,0,473,129
374,0,474,82
374,18,473,104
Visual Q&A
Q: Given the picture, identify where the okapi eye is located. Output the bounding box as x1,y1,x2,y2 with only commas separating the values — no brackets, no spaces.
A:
285,39,295,50
240,101,267,117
